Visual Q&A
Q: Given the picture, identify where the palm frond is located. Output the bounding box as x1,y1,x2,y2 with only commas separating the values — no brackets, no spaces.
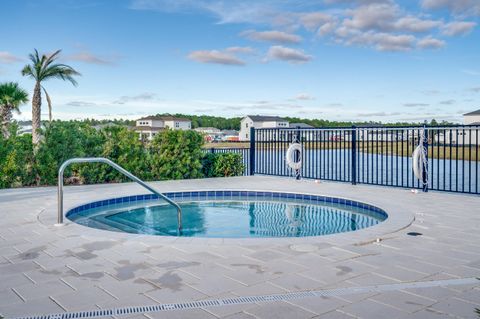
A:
44,50,62,68
21,64,34,77
42,64,81,86
22,49,81,85
0,82,29,111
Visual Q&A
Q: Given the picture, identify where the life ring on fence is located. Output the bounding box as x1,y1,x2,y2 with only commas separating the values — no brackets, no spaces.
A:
412,144,425,181
286,143,303,170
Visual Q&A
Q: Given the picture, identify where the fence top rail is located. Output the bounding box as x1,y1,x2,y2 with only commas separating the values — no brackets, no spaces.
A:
203,147,249,150
255,124,480,132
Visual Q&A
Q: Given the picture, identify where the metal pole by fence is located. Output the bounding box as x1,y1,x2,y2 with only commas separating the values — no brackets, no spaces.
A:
249,127,256,175
422,122,429,192
351,125,357,185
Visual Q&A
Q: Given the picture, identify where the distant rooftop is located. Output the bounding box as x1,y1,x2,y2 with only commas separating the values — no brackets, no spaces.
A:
290,123,314,128
222,130,239,135
246,115,287,122
194,127,220,131
464,109,480,116
137,116,190,121
133,126,165,131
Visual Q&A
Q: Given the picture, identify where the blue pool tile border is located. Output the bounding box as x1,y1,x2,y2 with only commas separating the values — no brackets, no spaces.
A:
66,190,388,220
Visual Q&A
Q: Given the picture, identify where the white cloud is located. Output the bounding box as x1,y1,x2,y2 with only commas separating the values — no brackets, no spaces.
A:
299,12,333,31
131,0,477,54
265,46,313,63
342,30,416,51
66,101,99,107
421,0,480,16
0,51,23,64
225,46,255,54
439,99,456,105
318,21,338,36
417,36,446,49
113,92,158,104
393,16,442,33
404,103,430,107
294,93,315,100
188,50,245,65
67,51,117,65
343,3,398,31
241,30,302,44
442,21,477,36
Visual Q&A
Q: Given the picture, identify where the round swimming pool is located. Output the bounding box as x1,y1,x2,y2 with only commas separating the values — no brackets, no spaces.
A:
67,191,387,238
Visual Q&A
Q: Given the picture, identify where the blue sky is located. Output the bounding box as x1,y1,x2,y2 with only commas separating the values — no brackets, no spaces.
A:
0,0,479,123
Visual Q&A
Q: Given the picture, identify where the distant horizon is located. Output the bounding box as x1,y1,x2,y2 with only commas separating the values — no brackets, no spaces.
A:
1,0,479,123
12,112,463,126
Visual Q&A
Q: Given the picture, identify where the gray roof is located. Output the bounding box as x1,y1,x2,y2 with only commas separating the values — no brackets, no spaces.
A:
464,109,480,116
137,116,190,122
246,115,287,122
222,130,239,135
290,123,314,128
468,122,480,125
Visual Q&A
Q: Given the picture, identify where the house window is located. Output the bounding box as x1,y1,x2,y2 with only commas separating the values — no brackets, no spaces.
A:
175,122,180,128
246,123,249,128
246,133,248,139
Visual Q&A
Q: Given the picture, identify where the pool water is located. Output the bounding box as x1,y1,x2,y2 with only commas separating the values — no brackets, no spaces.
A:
69,197,387,238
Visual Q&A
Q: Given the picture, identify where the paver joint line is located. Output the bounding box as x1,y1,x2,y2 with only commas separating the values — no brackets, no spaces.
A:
9,277,479,319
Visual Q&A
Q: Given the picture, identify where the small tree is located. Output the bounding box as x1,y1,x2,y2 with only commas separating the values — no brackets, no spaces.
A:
0,82,28,138
149,130,204,180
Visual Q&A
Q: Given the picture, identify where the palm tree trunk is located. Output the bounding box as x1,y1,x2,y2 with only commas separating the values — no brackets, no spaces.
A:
0,105,11,139
31,81,42,146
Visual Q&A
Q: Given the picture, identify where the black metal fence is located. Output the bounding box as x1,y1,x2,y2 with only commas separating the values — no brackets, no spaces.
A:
251,125,480,194
202,125,480,194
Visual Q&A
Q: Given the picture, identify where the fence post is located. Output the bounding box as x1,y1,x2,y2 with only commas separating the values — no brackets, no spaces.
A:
210,147,215,154
422,122,429,192
249,127,255,176
351,125,357,185
295,126,301,180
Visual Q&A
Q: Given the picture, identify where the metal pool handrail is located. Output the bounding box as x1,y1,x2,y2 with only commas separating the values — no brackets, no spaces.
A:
57,157,182,230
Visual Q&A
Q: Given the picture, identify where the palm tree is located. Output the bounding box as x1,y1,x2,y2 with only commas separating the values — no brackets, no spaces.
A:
0,82,29,139
21,49,80,145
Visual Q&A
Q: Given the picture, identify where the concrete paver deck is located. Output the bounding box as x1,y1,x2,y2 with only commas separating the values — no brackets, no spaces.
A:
0,176,479,318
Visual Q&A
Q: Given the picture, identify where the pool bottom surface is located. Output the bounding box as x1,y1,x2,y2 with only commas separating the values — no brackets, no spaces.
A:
69,198,387,238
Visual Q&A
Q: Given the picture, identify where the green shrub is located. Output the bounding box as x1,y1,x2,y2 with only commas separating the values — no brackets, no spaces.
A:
0,123,244,189
77,126,148,184
35,121,103,185
201,152,218,178
149,129,204,180
0,125,35,188
201,152,244,178
213,153,244,177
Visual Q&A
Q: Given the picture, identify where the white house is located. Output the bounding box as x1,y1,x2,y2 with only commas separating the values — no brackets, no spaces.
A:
134,116,191,141
464,109,480,125
239,115,289,141
439,109,480,145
